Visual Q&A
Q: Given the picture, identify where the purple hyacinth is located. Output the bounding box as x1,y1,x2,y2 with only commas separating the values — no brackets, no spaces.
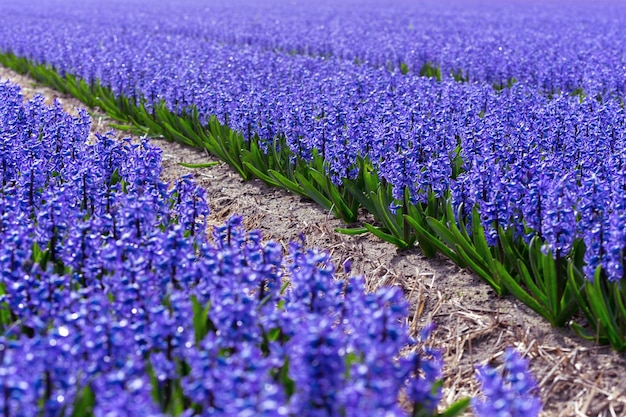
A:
472,348,542,417
403,323,443,416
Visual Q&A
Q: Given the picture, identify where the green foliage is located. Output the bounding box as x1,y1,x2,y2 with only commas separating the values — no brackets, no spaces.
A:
0,283,11,333
422,205,504,295
496,232,579,327
400,62,410,75
568,265,626,350
450,68,468,83
571,87,586,102
191,295,214,345
340,158,416,249
437,398,470,417
419,62,442,81
493,77,518,91
178,161,220,168
70,384,95,417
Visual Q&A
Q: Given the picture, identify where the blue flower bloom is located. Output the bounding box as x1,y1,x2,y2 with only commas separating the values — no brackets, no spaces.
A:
472,348,542,417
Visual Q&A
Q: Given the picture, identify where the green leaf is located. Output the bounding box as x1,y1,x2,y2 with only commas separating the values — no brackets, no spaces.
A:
307,168,329,190
266,169,302,195
178,119,205,147
443,206,493,277
335,226,369,235
71,384,95,417
242,161,281,187
344,180,377,214
267,328,281,342
614,283,626,323
567,263,594,322
110,168,121,186
402,214,442,259
455,243,501,293
133,106,162,132
309,169,357,222
0,303,12,331
586,271,625,349
470,207,494,266
571,321,606,343
177,161,219,169
425,217,459,251
567,265,609,345
554,297,579,328
306,168,355,222
162,121,195,146
541,249,559,315
240,139,270,169
439,397,470,417
145,360,161,404
497,225,528,275
400,62,409,75
376,189,402,238
279,358,295,398
363,223,409,249
108,123,137,132
295,172,336,210
169,379,186,416
191,295,211,344
527,237,546,294
362,165,380,193
515,259,549,307
495,262,551,324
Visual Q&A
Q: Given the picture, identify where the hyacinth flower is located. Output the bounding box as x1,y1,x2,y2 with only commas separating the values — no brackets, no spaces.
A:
472,348,542,417
402,323,444,417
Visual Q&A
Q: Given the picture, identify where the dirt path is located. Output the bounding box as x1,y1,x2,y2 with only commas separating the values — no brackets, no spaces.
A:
2,66,625,416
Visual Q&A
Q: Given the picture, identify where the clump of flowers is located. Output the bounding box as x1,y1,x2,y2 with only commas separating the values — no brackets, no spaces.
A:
472,348,542,417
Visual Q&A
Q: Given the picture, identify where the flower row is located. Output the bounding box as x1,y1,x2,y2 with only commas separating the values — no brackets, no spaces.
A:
2,0,625,97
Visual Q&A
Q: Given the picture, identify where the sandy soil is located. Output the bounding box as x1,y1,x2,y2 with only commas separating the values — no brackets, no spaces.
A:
2,66,625,417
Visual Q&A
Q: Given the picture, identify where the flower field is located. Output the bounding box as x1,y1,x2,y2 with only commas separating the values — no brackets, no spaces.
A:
1,0,626,415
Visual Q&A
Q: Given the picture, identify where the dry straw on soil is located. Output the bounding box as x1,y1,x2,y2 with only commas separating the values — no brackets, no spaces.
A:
2,66,625,417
